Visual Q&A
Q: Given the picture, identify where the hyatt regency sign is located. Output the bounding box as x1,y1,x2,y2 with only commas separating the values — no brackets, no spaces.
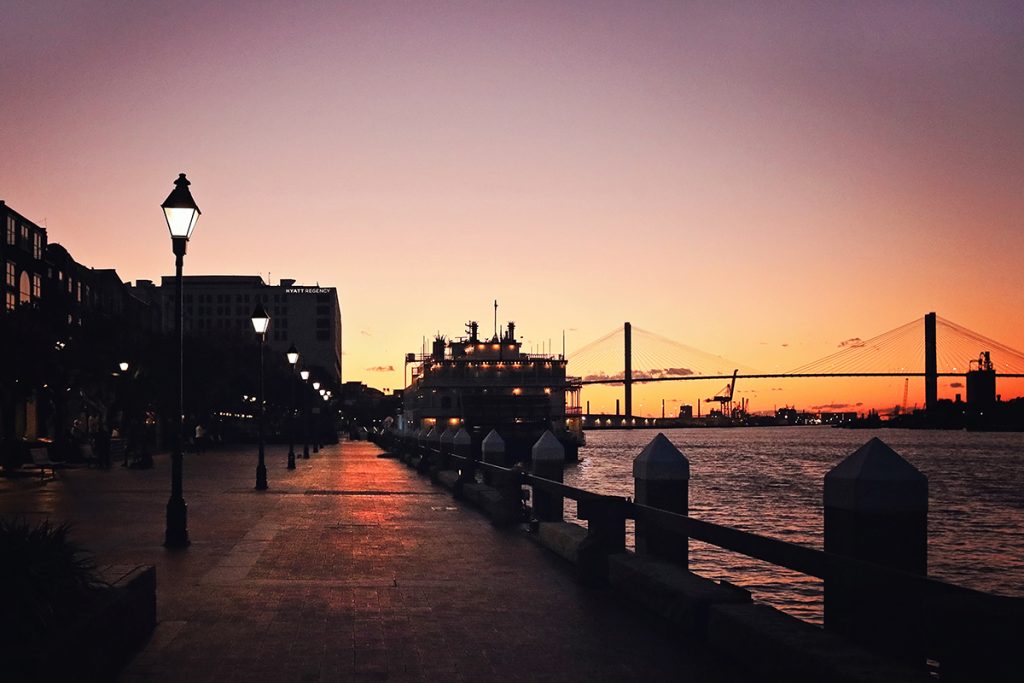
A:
286,287,332,295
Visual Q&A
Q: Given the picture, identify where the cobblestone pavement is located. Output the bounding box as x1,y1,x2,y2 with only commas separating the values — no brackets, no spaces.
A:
0,441,740,682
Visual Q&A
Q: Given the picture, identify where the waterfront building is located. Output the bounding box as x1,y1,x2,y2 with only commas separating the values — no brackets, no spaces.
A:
1,201,46,313
130,276,343,382
1,202,159,442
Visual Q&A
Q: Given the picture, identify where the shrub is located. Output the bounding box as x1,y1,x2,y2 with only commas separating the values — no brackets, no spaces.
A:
0,518,107,673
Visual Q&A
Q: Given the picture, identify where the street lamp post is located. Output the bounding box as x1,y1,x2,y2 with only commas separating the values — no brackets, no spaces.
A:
161,173,200,549
300,370,310,458
312,380,321,453
286,344,299,470
117,361,130,467
251,304,271,490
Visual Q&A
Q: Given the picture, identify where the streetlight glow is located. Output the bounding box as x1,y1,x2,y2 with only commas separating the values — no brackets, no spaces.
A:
286,344,299,365
119,361,129,372
300,370,310,381
160,173,201,240
251,304,271,335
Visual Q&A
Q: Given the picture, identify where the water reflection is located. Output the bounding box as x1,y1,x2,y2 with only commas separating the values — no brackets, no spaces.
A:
564,426,1024,624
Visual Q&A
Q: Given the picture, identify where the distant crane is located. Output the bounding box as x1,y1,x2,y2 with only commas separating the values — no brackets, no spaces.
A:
706,369,739,414
901,378,909,414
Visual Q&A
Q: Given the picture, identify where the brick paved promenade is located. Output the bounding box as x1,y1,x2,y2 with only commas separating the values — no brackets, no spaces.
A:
0,440,739,682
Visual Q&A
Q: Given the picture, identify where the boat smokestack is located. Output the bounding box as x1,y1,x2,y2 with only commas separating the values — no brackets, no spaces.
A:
432,336,446,361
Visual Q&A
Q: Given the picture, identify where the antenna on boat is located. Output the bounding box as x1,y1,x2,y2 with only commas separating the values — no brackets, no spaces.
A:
493,300,498,340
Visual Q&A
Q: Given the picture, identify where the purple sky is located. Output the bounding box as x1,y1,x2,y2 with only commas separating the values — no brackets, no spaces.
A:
3,1,1022,410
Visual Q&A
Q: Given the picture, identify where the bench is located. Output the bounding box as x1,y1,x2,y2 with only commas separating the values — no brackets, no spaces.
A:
27,447,63,480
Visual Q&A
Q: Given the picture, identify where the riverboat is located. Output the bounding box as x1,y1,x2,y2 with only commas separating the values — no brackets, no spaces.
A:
399,320,584,462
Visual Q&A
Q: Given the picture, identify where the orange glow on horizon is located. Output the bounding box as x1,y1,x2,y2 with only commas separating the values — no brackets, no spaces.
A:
1,2,1021,416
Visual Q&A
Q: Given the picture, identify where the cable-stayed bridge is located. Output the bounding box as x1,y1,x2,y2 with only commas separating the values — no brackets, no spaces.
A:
568,313,1024,418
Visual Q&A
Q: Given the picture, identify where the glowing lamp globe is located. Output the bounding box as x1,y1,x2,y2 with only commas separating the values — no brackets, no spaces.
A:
286,344,299,365
161,173,201,240
250,304,271,335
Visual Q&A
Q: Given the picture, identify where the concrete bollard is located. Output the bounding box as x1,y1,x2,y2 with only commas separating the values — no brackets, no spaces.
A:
408,428,421,463
437,426,455,472
530,431,564,522
452,427,472,459
481,429,505,484
633,433,690,567
400,427,413,458
417,427,433,467
418,426,441,473
451,428,473,496
824,437,927,665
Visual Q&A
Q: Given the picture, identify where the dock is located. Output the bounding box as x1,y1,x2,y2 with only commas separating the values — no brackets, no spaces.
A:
0,441,738,682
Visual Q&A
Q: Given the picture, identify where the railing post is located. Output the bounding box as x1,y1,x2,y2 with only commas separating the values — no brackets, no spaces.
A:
436,426,455,473
824,437,927,666
577,496,627,584
418,425,440,473
407,428,421,464
452,428,473,498
417,427,433,467
481,429,505,485
530,431,564,522
633,433,689,568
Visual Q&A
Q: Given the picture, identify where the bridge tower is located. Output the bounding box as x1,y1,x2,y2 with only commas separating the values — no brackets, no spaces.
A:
925,312,937,412
624,322,632,420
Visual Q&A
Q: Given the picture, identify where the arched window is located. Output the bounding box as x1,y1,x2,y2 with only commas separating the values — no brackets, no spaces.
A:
19,271,30,305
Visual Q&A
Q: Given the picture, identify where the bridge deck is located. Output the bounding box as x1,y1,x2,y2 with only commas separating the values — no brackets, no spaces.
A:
0,441,739,682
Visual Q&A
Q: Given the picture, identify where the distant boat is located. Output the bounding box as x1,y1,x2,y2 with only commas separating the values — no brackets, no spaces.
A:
399,319,584,462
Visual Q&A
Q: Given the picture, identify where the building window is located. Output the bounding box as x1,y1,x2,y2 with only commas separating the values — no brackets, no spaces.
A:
31,274,41,300
316,330,330,340
20,224,29,248
76,282,82,302
19,271,30,305
32,233,42,259
5,217,14,245
5,261,14,287
5,292,14,311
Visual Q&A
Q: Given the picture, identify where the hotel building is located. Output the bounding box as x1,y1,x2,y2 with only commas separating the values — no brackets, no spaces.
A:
131,276,343,382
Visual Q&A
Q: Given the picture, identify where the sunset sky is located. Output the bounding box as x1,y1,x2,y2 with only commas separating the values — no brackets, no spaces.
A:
2,1,1022,414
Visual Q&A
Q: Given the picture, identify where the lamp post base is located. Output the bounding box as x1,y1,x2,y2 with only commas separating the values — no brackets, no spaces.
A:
164,497,190,548
287,449,296,469
256,464,268,490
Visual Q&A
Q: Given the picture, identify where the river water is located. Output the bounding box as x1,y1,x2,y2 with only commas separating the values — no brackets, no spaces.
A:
562,426,1024,624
